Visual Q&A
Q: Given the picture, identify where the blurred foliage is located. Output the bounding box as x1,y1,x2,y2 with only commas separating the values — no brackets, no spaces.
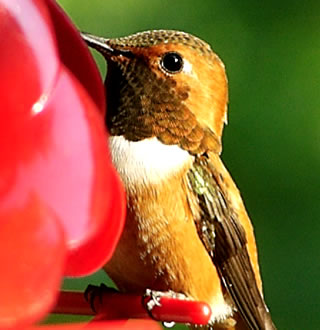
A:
57,1,320,329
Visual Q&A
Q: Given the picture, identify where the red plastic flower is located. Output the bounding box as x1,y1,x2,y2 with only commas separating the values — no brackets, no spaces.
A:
0,0,126,327
0,1,211,328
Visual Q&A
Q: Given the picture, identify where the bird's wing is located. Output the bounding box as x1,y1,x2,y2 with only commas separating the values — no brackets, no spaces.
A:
186,155,276,330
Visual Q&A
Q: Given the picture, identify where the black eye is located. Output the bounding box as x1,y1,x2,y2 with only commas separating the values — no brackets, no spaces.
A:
161,52,183,74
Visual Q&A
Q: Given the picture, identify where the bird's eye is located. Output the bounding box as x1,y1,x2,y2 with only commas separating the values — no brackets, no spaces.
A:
160,52,183,74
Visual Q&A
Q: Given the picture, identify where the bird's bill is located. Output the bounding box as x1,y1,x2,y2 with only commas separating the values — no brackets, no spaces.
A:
81,32,133,59
81,32,115,55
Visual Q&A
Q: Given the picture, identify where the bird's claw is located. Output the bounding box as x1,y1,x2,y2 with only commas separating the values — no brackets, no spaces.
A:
84,283,118,313
141,289,188,322
141,289,163,321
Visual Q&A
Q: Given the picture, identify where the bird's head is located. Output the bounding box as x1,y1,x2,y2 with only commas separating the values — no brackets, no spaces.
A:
82,30,228,155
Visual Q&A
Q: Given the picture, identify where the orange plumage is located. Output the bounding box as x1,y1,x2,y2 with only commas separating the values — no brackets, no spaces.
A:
82,30,275,329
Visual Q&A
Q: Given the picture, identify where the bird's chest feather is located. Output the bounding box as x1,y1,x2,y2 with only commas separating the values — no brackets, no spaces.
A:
105,135,196,290
108,135,193,187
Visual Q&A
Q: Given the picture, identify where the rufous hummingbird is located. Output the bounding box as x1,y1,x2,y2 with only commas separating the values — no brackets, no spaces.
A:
81,30,276,330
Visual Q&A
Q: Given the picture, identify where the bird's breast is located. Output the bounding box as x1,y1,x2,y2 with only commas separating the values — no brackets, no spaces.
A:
105,136,233,322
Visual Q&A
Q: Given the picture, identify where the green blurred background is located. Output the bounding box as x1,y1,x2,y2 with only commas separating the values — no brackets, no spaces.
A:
56,1,320,329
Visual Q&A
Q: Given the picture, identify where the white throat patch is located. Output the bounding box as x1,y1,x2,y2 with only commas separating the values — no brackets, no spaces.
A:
109,136,193,187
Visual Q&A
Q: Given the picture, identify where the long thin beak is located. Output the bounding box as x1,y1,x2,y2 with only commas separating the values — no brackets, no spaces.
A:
81,32,133,58
81,32,115,55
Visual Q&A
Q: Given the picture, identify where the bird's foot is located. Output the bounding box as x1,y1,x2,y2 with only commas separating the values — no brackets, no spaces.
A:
84,283,118,313
141,288,162,319
142,289,188,324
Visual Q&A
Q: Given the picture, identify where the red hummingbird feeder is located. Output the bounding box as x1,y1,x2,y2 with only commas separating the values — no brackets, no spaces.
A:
0,0,212,328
